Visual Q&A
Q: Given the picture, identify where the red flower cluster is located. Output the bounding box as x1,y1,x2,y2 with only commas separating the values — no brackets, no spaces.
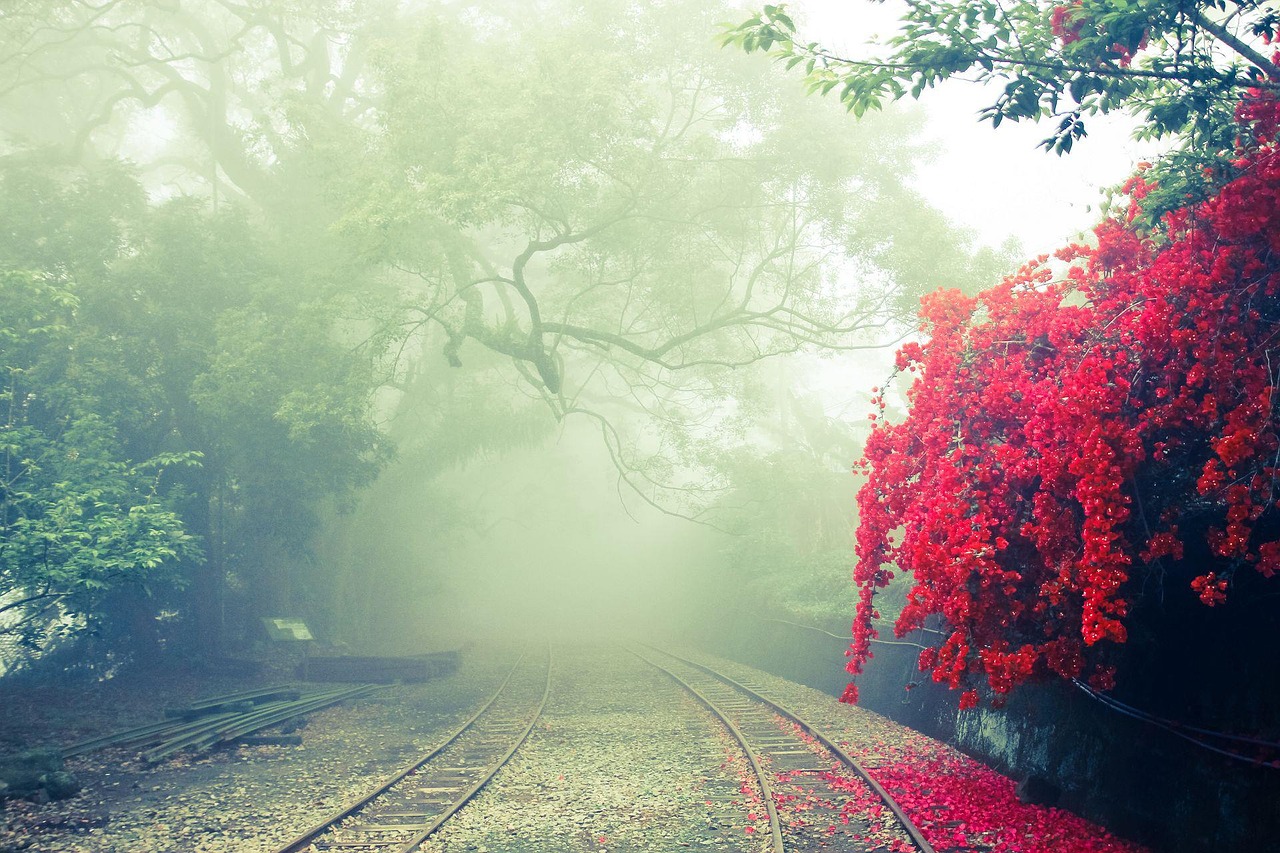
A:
1050,3,1084,45
1049,1,1147,65
847,95,1280,703
863,737,1148,852
1189,572,1228,606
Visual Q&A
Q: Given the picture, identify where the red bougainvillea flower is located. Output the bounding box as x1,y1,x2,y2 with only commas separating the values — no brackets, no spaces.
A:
1050,2,1085,44
846,92,1280,705
1190,573,1228,606
849,726,1149,852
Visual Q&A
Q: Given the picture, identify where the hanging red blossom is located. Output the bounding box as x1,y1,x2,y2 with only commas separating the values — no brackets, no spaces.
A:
1050,3,1084,44
846,93,1280,705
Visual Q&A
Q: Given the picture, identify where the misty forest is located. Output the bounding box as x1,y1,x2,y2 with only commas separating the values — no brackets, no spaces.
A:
1,1,1278,852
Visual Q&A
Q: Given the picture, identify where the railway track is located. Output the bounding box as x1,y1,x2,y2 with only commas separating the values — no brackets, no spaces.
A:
271,645,552,853
631,644,936,853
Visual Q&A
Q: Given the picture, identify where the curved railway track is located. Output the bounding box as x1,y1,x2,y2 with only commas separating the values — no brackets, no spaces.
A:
631,643,936,853
271,645,552,853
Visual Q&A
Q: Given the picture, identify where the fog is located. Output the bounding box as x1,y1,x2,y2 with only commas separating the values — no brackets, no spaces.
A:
0,0,1009,668
354,421,723,643
6,7,1275,852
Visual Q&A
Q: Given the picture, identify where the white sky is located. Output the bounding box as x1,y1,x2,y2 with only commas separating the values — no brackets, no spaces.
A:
791,0,1165,256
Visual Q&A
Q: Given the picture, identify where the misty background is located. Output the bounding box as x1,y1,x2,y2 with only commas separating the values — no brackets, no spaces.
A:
0,0,1137,669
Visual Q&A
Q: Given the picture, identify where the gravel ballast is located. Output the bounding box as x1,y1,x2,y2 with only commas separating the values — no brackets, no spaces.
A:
0,650,513,853
0,641,1148,853
420,644,760,853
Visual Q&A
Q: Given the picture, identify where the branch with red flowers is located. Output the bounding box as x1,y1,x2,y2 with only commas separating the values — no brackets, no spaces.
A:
842,94,1280,705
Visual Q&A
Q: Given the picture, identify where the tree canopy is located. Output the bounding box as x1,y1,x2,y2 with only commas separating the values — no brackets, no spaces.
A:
0,152,388,662
727,1,1280,219
326,0,1004,516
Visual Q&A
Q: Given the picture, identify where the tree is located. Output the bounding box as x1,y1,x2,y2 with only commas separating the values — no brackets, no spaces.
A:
189,299,390,628
0,0,1005,652
726,1,1280,218
0,153,389,656
0,270,198,651
845,97,1280,707
77,193,390,648
334,0,1002,515
0,0,389,205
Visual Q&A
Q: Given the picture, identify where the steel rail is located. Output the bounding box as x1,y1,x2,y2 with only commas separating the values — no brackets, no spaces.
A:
270,645,552,853
628,646,786,853
62,711,240,758
142,684,382,763
644,643,937,853
270,654,528,853
173,684,302,715
392,645,552,853
142,681,378,758
63,684,361,759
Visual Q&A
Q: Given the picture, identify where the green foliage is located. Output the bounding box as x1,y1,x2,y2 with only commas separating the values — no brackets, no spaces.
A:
0,271,199,648
0,152,392,657
0,154,145,277
192,302,390,519
727,0,1280,222
90,196,391,633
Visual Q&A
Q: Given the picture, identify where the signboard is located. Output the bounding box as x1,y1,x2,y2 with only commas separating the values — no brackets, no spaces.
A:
261,617,314,642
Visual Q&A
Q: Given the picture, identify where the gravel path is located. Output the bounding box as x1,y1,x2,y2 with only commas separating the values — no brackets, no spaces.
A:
421,644,760,853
